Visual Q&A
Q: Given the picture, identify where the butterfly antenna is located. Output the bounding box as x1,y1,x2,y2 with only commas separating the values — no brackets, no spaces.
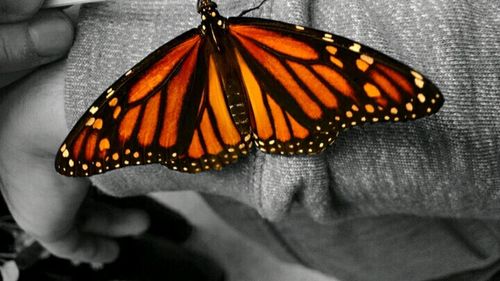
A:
237,0,269,17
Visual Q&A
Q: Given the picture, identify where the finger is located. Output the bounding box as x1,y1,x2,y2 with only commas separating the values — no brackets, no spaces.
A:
97,195,193,243
39,228,120,263
80,202,150,237
0,0,44,23
0,9,74,73
0,69,34,88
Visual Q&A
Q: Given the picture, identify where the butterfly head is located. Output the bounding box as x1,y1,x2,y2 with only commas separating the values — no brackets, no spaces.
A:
198,0,227,41
198,1,223,24
197,0,218,13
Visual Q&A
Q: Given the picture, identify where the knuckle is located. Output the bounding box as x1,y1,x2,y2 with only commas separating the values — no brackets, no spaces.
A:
32,10,75,54
0,1,43,22
0,10,75,71
0,29,23,66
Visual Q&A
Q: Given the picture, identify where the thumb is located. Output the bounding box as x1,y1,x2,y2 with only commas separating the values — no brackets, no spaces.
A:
0,9,74,73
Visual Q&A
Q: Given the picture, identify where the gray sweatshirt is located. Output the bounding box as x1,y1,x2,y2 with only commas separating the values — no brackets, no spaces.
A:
65,1,500,280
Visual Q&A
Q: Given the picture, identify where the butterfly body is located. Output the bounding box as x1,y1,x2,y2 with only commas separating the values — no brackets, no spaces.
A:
56,1,443,176
199,9,253,137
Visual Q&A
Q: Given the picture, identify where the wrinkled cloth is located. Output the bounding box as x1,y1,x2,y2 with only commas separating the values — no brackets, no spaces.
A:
64,0,500,280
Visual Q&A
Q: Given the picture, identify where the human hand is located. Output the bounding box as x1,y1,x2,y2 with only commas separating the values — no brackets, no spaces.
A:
0,61,150,263
0,0,74,88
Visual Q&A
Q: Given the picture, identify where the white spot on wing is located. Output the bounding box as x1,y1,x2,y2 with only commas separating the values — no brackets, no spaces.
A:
106,88,115,98
89,106,99,115
411,70,423,80
349,43,361,53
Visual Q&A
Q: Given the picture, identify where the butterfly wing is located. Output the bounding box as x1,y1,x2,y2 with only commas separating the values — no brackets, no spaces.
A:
56,14,445,175
227,17,444,155
56,29,250,176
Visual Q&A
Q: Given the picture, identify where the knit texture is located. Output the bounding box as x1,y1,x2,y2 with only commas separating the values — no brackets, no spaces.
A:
64,1,500,280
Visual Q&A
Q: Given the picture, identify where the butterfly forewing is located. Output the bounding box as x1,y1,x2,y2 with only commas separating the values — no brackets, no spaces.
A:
227,17,443,155
56,28,250,176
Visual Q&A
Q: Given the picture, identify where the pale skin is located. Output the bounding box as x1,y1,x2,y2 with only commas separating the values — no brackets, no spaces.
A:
0,1,339,279
0,0,149,263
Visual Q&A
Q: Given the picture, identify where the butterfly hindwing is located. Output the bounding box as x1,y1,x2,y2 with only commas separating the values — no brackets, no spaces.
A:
227,17,443,155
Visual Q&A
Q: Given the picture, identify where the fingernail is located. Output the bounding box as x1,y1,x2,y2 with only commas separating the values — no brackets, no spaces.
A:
28,11,74,57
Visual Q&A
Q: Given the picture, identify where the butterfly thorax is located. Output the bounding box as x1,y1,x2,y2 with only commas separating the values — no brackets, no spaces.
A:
199,5,227,52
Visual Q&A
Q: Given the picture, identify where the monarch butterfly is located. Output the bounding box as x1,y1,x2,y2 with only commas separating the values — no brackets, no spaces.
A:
56,0,444,176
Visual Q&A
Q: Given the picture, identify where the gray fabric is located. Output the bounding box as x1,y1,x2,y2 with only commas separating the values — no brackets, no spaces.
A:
64,0,500,280
273,208,500,281
207,195,500,281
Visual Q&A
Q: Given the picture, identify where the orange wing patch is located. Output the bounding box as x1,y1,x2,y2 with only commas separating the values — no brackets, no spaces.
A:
230,25,318,60
287,113,309,139
369,71,401,103
138,93,161,146
199,110,223,155
234,49,273,140
267,95,291,142
128,36,201,103
159,40,201,148
208,56,241,146
312,65,356,102
119,105,141,143
85,132,98,161
363,82,388,107
287,60,338,109
188,130,204,159
376,64,414,95
72,128,88,158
